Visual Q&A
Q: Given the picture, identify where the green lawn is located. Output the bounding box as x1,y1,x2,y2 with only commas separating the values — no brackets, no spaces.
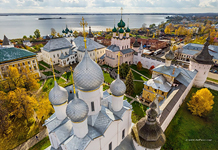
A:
29,136,50,150
39,61,51,68
103,71,114,84
132,81,144,97
131,101,148,123
162,87,218,150
42,77,67,93
38,64,46,70
62,72,72,80
103,85,110,91
54,69,60,74
42,71,53,76
132,71,148,81
130,65,151,79
207,77,218,83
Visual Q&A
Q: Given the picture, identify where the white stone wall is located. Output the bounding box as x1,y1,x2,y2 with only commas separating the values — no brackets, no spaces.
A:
41,48,70,65
53,103,67,121
160,74,196,131
78,88,101,116
111,38,131,50
133,53,164,69
189,61,211,87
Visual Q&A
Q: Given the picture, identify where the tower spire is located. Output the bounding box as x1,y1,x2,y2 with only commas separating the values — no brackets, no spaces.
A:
121,7,123,19
80,17,88,49
117,51,122,75
128,18,129,27
70,66,76,94
50,58,56,81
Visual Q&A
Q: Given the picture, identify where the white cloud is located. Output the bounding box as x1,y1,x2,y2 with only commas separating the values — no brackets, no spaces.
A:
1,0,218,13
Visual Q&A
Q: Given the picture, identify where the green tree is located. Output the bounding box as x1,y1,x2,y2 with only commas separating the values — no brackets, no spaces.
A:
120,63,130,79
23,35,27,39
34,29,41,39
29,35,33,38
125,70,134,95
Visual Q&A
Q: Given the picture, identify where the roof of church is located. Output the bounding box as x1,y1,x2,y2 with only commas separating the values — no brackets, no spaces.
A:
191,35,214,65
121,48,134,54
152,65,197,87
107,45,120,52
2,35,10,45
74,36,105,52
43,38,72,52
144,75,171,92
0,47,36,63
115,135,135,150
133,37,140,47
45,91,132,150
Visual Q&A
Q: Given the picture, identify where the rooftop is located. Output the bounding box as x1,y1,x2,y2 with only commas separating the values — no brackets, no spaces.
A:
0,47,36,63
74,36,105,52
43,38,72,52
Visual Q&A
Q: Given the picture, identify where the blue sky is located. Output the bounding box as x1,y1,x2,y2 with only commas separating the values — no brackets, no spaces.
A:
1,0,218,13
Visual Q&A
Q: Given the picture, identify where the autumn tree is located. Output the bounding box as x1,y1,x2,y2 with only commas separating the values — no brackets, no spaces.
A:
1,67,39,92
172,45,177,51
73,30,78,37
187,88,214,117
125,70,134,96
34,29,41,38
51,28,56,37
137,61,142,70
164,26,171,34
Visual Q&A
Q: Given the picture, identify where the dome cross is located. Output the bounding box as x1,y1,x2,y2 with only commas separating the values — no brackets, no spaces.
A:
80,17,88,49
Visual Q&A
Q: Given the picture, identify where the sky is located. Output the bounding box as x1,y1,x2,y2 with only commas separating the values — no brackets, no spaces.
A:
1,0,218,13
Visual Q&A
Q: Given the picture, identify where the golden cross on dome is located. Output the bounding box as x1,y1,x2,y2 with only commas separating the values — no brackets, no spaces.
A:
50,58,56,81
121,7,123,18
117,51,122,75
80,17,88,49
70,66,76,94
95,48,97,63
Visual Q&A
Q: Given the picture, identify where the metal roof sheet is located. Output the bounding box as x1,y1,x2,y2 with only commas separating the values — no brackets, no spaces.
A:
0,47,36,63
43,38,72,52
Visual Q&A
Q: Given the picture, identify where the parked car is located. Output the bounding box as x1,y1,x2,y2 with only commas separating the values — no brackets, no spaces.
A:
213,70,217,73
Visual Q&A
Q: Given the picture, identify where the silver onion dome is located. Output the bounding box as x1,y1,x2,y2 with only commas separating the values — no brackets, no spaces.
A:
73,49,104,91
110,75,126,96
49,81,68,105
165,50,174,60
66,97,89,123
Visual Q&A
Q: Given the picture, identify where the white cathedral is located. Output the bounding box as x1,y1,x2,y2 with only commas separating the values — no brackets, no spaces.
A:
45,17,166,150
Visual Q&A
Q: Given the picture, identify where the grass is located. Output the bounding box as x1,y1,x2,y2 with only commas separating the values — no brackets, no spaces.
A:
62,72,72,80
54,69,60,74
39,61,51,68
38,80,44,87
38,64,46,70
101,64,113,69
42,71,53,76
103,85,110,91
132,81,144,97
103,71,114,84
42,77,68,93
131,101,148,123
29,136,50,150
162,87,218,150
130,65,151,79
207,77,218,83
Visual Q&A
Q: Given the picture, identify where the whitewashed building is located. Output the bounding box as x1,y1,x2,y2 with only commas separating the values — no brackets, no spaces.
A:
40,38,77,66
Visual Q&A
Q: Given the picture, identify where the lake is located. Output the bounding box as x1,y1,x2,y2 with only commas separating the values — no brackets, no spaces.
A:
0,14,168,39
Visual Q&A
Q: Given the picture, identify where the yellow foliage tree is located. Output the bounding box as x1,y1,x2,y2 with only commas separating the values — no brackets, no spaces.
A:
164,26,171,34
1,67,39,92
172,45,177,51
187,88,214,117
35,93,54,123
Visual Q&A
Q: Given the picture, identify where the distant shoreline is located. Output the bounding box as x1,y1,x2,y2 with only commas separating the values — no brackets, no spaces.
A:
0,13,218,16
38,17,66,20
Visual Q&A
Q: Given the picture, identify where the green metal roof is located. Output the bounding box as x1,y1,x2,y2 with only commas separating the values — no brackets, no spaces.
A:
126,27,130,32
0,47,36,63
117,19,125,28
119,28,124,33
112,26,117,32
